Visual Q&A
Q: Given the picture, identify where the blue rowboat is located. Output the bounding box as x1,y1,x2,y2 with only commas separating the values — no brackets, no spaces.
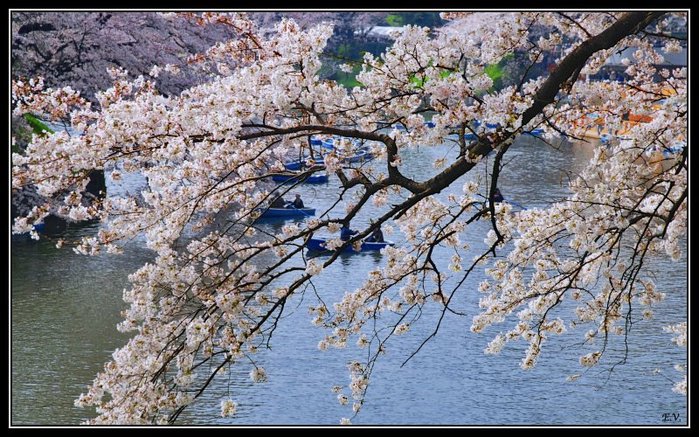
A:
344,148,373,163
285,148,372,170
464,133,478,141
25,215,68,234
664,141,686,157
284,140,374,171
645,142,685,159
524,128,544,138
471,120,500,130
306,237,394,253
323,137,365,150
284,156,325,171
272,172,329,184
259,207,316,218
284,161,303,171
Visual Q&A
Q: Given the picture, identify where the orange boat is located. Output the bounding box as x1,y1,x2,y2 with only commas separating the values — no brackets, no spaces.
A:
574,84,675,139
575,112,653,139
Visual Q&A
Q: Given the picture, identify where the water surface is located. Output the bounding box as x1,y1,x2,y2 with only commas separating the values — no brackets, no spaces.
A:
11,136,687,425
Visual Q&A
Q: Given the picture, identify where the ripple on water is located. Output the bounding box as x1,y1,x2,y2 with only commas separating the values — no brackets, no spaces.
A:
11,137,687,425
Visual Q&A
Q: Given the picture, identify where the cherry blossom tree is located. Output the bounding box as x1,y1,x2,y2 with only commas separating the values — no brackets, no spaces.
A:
11,11,686,424
10,12,259,223
11,12,245,100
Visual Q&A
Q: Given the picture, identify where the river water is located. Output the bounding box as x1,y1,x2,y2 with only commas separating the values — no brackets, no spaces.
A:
10,136,687,426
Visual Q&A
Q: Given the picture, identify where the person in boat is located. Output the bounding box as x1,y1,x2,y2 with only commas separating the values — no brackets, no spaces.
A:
340,221,358,241
492,188,504,203
270,192,287,208
290,193,304,209
365,224,384,243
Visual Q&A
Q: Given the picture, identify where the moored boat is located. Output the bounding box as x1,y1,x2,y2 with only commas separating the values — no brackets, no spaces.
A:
344,148,373,163
306,237,394,253
284,157,325,171
272,172,329,184
524,128,544,138
283,147,373,170
258,207,316,219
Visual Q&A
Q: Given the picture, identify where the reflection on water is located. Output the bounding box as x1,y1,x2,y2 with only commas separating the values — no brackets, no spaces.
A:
11,137,687,425
11,223,148,425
